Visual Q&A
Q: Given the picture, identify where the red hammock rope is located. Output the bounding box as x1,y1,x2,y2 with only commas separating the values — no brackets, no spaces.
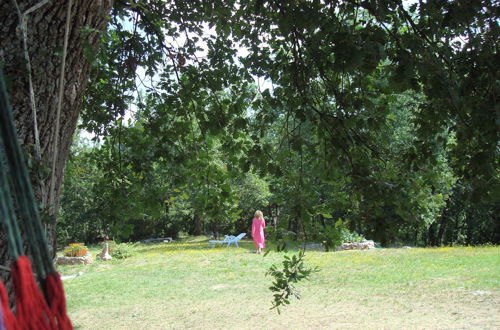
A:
46,272,72,329
0,256,72,330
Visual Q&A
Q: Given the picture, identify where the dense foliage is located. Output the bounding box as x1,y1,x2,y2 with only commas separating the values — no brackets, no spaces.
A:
58,0,498,248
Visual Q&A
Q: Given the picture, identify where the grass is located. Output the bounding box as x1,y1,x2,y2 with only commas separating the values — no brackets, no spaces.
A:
58,239,500,329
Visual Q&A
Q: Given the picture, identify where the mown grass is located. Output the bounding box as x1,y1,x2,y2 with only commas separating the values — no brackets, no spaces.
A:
58,239,500,329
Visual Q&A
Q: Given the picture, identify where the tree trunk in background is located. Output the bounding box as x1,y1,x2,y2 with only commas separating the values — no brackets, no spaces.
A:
193,214,202,236
427,222,438,246
211,221,219,239
267,204,273,225
267,203,279,227
436,215,448,246
287,217,298,235
0,0,113,281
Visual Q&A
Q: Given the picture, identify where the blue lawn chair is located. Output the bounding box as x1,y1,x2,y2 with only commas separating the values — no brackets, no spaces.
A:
209,233,246,247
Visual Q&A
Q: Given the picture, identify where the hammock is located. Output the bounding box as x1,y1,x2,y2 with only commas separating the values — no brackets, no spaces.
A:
0,69,72,329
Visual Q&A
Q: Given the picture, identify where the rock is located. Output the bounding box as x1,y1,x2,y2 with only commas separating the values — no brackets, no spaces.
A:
56,252,93,265
335,241,376,251
302,241,377,252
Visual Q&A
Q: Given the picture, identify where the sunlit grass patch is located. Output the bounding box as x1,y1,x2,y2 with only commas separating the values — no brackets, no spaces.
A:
59,243,500,329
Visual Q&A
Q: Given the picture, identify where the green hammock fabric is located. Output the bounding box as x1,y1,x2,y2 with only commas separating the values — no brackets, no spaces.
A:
0,68,55,280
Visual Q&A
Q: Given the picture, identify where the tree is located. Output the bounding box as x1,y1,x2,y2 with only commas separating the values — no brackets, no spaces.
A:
1,0,113,253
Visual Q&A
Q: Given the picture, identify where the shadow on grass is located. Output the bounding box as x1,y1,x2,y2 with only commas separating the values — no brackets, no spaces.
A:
136,237,312,255
137,238,258,254
83,236,324,258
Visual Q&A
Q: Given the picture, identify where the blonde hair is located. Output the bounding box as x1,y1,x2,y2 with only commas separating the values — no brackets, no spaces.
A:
254,210,263,219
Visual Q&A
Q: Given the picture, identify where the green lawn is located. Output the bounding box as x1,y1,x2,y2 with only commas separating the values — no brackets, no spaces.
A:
58,239,500,329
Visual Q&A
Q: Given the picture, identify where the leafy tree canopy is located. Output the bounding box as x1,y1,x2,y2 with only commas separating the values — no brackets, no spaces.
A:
81,0,498,204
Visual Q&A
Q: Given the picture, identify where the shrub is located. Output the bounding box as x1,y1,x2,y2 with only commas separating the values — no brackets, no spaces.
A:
108,242,138,259
318,219,367,251
340,228,365,243
63,243,88,257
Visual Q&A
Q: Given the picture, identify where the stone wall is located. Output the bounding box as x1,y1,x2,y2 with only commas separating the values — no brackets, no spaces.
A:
302,240,377,251
335,240,376,251
56,252,93,265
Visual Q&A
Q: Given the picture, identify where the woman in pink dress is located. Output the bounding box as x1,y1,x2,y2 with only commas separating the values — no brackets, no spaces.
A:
251,210,266,254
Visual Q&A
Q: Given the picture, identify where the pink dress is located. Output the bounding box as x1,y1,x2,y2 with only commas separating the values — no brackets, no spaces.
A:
252,217,266,248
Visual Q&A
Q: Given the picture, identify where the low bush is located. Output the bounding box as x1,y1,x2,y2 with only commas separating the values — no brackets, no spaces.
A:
104,241,138,259
340,228,365,243
317,220,367,251
63,243,88,257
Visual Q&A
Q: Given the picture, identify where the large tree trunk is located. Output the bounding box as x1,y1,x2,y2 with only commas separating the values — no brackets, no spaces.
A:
192,214,202,236
0,0,113,279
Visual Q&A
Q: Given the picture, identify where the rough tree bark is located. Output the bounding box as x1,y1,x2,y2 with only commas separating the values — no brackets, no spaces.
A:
0,0,113,280
192,214,202,236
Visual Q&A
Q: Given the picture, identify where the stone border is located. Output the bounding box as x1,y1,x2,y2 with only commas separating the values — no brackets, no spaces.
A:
56,252,93,265
336,241,376,251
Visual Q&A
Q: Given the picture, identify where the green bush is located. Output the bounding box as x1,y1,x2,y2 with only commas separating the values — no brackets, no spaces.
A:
109,242,138,259
316,219,367,251
340,228,365,243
